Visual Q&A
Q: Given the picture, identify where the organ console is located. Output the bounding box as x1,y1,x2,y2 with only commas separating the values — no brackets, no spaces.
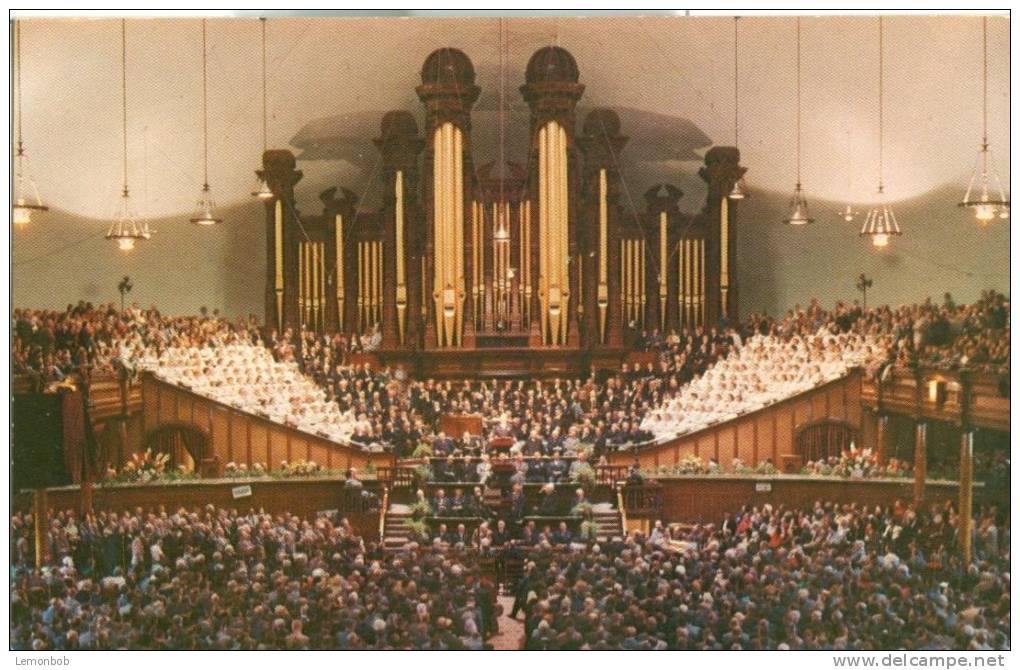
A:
261,46,747,374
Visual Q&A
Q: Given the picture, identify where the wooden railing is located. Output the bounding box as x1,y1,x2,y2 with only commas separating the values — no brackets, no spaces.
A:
621,481,662,518
861,365,1008,433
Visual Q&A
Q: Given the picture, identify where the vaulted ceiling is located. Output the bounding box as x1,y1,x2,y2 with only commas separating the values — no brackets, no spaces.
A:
16,14,1010,221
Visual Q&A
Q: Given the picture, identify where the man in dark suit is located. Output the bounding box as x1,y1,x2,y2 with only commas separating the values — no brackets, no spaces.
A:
508,483,527,525
432,488,450,516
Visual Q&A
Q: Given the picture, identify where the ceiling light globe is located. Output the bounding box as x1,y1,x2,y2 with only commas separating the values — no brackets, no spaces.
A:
13,205,32,227
117,237,136,252
974,204,996,222
871,233,889,248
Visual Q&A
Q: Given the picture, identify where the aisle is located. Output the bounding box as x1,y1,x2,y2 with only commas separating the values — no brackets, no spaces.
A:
488,595,524,650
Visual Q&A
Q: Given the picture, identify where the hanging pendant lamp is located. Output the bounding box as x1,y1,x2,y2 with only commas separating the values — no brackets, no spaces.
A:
105,19,151,252
860,17,901,248
191,19,223,225
783,17,812,225
252,17,274,200
12,20,48,228
959,17,1009,223
728,16,748,200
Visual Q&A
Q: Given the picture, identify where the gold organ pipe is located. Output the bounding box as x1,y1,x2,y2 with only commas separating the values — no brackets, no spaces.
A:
639,240,646,328
274,200,283,329
526,200,532,326
659,212,668,332
335,214,344,331
396,171,406,343
538,124,549,344
315,242,320,329
563,123,571,344
298,242,305,326
720,197,729,318
361,242,369,332
318,243,326,332
453,125,464,346
699,239,705,327
598,169,608,343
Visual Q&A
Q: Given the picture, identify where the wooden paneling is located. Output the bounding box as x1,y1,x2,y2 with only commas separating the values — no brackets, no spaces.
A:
31,478,383,541
657,476,961,524
141,374,394,473
736,419,755,464
610,372,864,468
210,407,230,461
250,424,269,467
269,428,288,469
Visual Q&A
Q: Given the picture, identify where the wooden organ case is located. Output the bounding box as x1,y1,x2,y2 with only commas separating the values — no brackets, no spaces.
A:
261,47,747,377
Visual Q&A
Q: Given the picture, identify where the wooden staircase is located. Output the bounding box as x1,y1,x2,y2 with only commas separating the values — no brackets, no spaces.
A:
592,505,624,542
382,504,412,552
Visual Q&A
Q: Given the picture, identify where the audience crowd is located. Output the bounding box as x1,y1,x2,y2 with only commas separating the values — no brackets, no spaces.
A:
10,499,1008,650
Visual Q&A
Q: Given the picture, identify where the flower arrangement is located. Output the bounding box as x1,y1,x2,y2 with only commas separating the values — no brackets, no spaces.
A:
103,450,198,484
674,454,712,475
802,446,912,479
223,461,268,479
275,459,323,478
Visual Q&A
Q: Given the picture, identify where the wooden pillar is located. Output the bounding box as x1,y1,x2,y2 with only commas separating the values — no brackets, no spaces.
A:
959,430,974,566
33,489,49,569
913,421,927,506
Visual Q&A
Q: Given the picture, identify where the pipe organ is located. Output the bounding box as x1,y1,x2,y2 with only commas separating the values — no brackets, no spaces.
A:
261,47,745,368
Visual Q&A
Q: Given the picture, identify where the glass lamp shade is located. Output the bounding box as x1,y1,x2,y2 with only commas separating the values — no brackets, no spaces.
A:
105,191,151,251
782,184,814,225
959,148,1010,224
12,154,48,227
860,192,902,248
728,177,748,200
252,177,274,200
190,185,223,225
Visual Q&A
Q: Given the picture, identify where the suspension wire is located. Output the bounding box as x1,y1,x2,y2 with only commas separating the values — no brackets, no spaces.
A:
260,17,268,153
16,20,23,152
877,17,884,192
201,19,210,187
795,17,802,187
121,19,129,196
498,17,505,203
733,16,739,148
982,16,988,148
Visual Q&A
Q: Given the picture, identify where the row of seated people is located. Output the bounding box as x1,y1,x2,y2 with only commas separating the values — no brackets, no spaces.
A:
424,484,588,521
428,519,582,551
428,451,593,485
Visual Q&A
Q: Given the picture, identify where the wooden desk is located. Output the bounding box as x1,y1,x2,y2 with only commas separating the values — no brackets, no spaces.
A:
440,414,484,439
